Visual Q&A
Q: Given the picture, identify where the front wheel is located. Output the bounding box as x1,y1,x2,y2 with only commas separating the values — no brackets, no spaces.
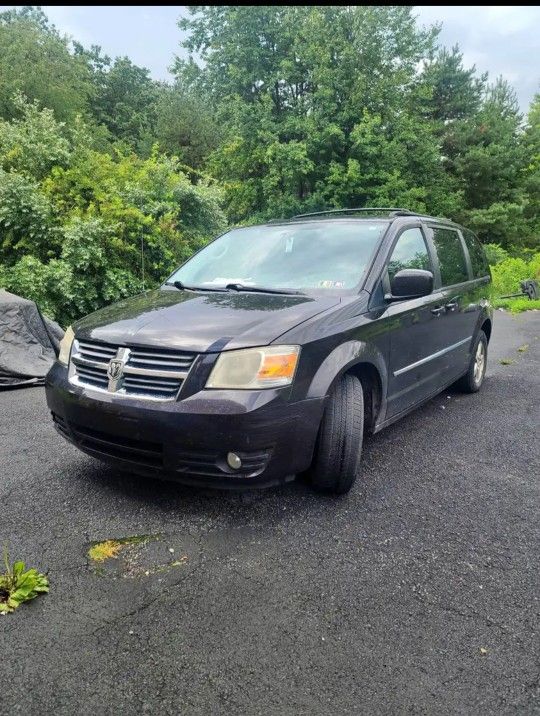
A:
309,374,364,495
455,330,488,393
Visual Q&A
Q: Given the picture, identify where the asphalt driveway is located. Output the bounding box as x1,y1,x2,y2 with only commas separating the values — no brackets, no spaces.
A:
1,310,539,715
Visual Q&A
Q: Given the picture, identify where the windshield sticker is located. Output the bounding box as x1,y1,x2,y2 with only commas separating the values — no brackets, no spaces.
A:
206,277,255,285
318,280,345,288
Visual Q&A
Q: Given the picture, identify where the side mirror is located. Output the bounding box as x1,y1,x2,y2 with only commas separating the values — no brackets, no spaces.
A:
387,269,433,301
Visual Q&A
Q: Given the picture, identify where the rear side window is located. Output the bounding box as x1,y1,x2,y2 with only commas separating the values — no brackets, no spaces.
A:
462,228,490,278
431,227,469,286
387,228,431,281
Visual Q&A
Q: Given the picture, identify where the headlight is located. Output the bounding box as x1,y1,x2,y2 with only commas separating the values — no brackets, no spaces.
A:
206,345,300,389
58,325,75,366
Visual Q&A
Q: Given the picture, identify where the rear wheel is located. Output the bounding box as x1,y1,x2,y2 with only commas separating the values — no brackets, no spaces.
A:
455,330,487,393
309,374,364,494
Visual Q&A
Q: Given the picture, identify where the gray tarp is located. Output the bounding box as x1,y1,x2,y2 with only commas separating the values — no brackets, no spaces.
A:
0,289,64,387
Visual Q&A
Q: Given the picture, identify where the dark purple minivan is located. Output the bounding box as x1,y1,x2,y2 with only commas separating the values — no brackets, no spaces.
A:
46,208,492,493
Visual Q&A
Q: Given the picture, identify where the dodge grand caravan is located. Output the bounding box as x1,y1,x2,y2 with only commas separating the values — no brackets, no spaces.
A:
46,208,493,494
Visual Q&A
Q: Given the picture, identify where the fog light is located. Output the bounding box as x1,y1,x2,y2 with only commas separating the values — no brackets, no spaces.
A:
227,452,242,470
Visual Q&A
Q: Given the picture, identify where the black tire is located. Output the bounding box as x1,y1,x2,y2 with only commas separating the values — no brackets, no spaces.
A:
454,330,488,393
309,373,364,494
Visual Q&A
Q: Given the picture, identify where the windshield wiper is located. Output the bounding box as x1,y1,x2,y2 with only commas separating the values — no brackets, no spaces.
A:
166,280,304,296
225,283,305,296
165,281,227,293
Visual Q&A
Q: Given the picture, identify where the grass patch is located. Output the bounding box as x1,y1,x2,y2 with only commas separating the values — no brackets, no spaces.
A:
517,344,529,353
88,540,124,562
88,535,153,563
493,298,540,313
499,358,514,365
87,534,188,578
0,547,49,615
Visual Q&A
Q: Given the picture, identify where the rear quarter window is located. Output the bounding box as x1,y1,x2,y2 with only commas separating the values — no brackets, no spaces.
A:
431,227,469,286
462,228,490,279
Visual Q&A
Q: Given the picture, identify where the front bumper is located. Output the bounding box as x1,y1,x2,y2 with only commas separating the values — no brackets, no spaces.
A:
45,362,325,488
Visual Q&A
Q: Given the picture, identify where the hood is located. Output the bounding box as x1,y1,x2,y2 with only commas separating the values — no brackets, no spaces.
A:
74,288,341,353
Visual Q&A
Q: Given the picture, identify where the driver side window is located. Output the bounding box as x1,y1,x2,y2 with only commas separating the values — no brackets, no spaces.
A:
387,228,432,281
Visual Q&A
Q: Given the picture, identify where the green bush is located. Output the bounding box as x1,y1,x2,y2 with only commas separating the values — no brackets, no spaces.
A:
489,251,540,305
0,92,72,178
483,243,509,265
490,257,530,295
0,254,72,320
0,97,226,326
0,169,58,264
528,253,540,280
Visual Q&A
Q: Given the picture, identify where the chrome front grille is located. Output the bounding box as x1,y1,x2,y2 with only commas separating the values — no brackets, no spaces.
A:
69,340,198,401
128,348,195,372
77,341,117,362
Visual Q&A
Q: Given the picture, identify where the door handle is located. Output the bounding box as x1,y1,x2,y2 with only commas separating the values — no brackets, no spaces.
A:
431,306,445,316
445,301,459,312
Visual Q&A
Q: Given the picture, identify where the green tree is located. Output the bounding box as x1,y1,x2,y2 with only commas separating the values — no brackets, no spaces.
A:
520,91,540,248
455,79,523,208
175,6,449,220
442,78,528,247
155,85,222,169
422,45,486,122
90,56,160,152
0,7,93,122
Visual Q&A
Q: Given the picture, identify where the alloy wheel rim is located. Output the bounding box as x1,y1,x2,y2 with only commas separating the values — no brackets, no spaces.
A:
473,341,485,384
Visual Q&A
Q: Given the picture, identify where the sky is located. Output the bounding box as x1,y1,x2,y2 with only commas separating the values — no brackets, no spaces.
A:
1,5,538,112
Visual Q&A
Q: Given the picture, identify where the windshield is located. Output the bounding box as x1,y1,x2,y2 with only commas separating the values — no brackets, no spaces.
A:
167,220,388,292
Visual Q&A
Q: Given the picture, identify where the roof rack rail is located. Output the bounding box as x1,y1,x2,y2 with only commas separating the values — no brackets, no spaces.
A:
292,207,413,219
